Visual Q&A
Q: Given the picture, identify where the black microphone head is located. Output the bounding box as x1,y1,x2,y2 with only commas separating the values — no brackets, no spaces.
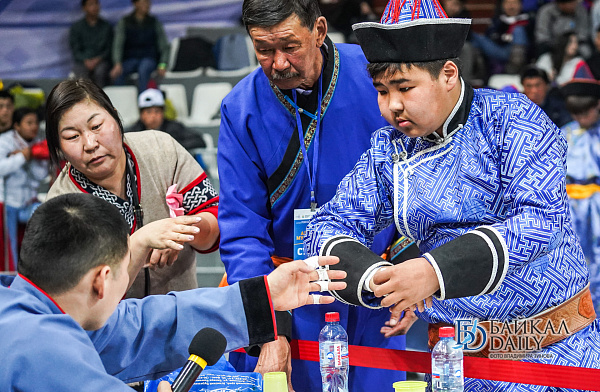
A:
188,327,227,366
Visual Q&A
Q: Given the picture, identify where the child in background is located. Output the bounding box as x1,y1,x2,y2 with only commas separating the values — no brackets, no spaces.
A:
560,77,600,313
0,107,49,266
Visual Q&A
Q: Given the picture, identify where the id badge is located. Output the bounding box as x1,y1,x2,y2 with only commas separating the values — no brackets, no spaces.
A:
294,208,316,260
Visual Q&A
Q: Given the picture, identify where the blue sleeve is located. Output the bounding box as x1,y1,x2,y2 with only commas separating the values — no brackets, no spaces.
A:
89,283,256,382
8,317,132,392
305,129,396,256
217,100,277,284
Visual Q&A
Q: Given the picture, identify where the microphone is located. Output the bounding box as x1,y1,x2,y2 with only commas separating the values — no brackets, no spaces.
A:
171,327,227,392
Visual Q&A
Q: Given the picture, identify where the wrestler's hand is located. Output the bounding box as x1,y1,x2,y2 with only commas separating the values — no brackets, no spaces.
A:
147,248,181,270
254,339,294,392
157,380,172,392
380,307,419,338
371,257,439,310
267,256,346,311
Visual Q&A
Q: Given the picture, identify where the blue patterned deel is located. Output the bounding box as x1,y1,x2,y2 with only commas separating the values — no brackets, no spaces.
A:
305,85,600,386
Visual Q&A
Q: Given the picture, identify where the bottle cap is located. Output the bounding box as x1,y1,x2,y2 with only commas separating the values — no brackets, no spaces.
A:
439,326,455,338
325,312,340,322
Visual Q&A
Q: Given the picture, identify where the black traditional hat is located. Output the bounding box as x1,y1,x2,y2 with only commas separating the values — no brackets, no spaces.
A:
560,66,600,98
352,0,471,63
560,79,600,98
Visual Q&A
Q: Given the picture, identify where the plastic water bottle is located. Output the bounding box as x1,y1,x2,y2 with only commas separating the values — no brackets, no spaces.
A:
431,326,464,392
319,312,349,392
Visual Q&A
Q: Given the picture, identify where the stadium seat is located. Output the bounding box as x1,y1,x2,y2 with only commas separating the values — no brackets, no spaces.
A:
186,82,233,127
160,84,189,121
103,86,139,127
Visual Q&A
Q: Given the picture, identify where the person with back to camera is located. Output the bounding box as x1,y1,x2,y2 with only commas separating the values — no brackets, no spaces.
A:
110,0,169,92
127,88,206,152
304,0,600,390
217,0,418,390
0,107,49,267
69,0,113,88
45,78,219,299
0,192,347,391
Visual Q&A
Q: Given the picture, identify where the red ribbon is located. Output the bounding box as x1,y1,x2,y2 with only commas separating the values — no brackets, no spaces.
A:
282,339,600,391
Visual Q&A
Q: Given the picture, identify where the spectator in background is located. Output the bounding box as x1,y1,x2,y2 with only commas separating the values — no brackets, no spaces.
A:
69,0,113,88
535,0,591,59
0,90,15,134
591,0,600,44
441,0,485,85
587,25,600,79
318,0,377,42
470,0,531,75
110,0,169,92
521,65,573,126
127,88,206,151
0,107,49,266
559,77,600,312
536,31,592,85
521,0,551,13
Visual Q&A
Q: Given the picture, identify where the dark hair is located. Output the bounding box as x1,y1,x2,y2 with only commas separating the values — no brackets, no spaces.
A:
18,193,130,295
242,0,321,31
12,107,38,128
45,78,124,169
551,31,578,73
520,65,550,85
565,95,598,115
367,58,462,80
0,89,14,103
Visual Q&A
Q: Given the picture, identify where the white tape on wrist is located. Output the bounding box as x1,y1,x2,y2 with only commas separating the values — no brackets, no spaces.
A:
303,256,320,270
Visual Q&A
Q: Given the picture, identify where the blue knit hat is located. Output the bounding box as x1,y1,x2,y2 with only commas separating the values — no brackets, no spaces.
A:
353,0,471,63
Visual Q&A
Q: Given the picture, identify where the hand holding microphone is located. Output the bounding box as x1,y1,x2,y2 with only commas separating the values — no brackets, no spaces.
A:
170,327,227,392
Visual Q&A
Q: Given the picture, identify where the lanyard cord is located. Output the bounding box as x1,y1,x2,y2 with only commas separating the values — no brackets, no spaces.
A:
126,155,150,297
286,74,323,211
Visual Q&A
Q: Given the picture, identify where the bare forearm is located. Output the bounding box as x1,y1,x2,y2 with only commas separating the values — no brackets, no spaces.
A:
189,212,219,251
127,232,152,288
